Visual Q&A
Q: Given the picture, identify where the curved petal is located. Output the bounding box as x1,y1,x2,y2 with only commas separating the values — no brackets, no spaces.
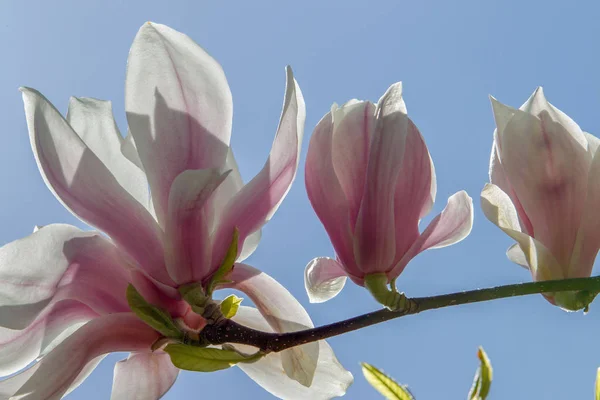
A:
211,67,305,273
507,243,529,269
389,191,473,279
126,22,232,225
481,183,563,281
66,97,150,211
304,257,347,303
354,82,408,274
499,108,590,266
331,101,374,227
6,313,160,400
0,301,96,376
305,109,356,275
165,169,229,284
21,88,170,285
0,224,130,330
111,352,179,400
222,264,318,387
392,118,434,262
232,306,353,400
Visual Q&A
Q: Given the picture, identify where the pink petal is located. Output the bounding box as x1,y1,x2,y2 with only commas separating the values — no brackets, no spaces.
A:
389,191,473,278
304,257,347,303
126,22,233,225
211,67,305,274
7,313,160,399
0,224,130,330
305,109,356,275
0,300,97,376
232,307,353,400
222,264,318,387
330,101,375,227
392,119,434,264
21,88,170,286
499,108,590,267
353,83,408,274
111,352,179,400
165,169,229,284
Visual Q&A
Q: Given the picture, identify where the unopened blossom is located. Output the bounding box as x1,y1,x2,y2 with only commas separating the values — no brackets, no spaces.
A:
0,22,352,399
304,83,473,307
481,88,600,311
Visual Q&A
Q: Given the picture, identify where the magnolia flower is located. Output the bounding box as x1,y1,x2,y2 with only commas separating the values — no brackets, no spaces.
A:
481,88,600,311
303,83,473,307
0,23,352,399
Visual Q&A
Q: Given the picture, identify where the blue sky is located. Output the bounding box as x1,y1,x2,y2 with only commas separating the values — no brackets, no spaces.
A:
1,1,600,399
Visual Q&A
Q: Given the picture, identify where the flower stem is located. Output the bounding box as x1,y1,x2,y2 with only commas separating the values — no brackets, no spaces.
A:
200,276,600,352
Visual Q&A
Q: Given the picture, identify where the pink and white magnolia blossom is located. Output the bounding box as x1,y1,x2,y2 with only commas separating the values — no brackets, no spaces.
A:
0,23,353,399
481,88,600,311
304,83,473,304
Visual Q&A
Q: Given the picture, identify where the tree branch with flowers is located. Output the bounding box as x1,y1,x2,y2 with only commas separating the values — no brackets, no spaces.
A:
0,21,598,400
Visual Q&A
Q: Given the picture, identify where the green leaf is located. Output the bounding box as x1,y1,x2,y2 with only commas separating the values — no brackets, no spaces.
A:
595,368,600,400
164,343,263,372
126,284,181,338
220,295,243,319
206,228,239,295
468,347,493,400
361,362,415,400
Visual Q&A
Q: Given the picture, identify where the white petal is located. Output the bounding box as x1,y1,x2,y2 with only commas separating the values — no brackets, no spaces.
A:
66,97,150,210
506,243,529,269
111,352,179,400
233,307,353,400
304,257,347,303
481,183,564,281
520,87,587,148
126,22,233,225
224,264,318,387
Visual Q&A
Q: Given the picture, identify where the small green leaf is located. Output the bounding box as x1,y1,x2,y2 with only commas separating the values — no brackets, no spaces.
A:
468,347,493,400
126,284,181,338
206,227,239,295
361,362,415,400
220,295,243,319
595,368,600,400
164,343,263,372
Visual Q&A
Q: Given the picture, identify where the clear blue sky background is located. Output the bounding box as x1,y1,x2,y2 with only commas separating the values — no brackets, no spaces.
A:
1,1,599,399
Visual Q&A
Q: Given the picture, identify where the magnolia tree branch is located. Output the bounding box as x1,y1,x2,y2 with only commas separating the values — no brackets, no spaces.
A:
200,276,600,352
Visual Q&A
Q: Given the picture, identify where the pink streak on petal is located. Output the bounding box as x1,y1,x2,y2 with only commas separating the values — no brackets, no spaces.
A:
165,169,229,284
21,88,171,287
392,119,432,265
305,111,357,276
11,313,160,400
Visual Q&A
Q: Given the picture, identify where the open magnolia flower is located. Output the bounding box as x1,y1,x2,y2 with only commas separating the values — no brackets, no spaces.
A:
304,83,473,308
0,22,352,399
481,88,600,311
